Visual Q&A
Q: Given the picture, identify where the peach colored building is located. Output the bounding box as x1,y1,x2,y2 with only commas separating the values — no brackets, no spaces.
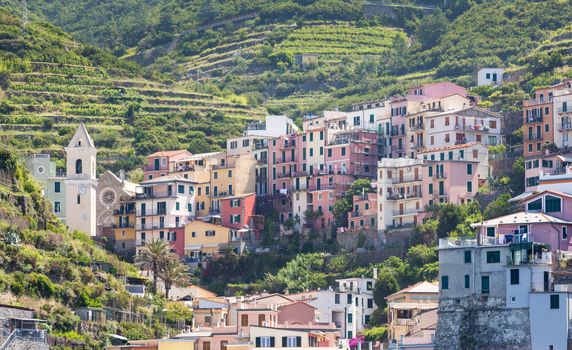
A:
143,150,193,181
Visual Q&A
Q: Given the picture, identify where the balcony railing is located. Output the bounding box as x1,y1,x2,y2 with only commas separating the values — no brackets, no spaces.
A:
392,175,421,184
112,223,134,228
559,123,572,130
455,139,468,145
435,172,446,179
350,211,363,218
525,116,543,123
455,124,490,132
174,165,195,172
558,107,570,113
507,252,552,265
136,209,167,216
387,192,422,200
136,223,184,230
113,208,135,215
410,123,424,131
527,134,543,141
392,209,419,216
136,192,176,199
410,143,424,149
439,237,478,248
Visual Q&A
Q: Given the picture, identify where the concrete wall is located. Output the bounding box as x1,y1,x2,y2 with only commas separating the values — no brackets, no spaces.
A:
435,297,531,350
529,292,570,350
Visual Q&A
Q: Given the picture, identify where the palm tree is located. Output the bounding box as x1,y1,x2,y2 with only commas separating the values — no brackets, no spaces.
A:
158,257,190,300
135,239,171,294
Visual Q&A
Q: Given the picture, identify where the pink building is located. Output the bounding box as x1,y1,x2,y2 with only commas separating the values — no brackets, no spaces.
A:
277,301,318,325
142,150,192,180
473,190,572,251
220,193,257,240
344,193,377,232
524,153,572,191
422,158,480,207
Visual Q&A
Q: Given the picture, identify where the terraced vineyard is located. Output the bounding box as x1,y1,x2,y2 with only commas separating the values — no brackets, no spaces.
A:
1,62,264,168
276,24,404,58
183,29,273,78
526,25,572,67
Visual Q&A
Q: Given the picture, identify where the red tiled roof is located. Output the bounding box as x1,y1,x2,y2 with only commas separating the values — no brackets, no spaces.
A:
147,150,192,158
417,142,481,154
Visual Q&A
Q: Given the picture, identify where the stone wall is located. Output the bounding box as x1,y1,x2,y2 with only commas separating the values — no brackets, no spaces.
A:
435,297,531,350
0,305,34,321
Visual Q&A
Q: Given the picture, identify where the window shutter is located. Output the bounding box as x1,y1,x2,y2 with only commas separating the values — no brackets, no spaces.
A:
282,337,287,347
255,337,261,348
296,336,302,347
270,337,275,347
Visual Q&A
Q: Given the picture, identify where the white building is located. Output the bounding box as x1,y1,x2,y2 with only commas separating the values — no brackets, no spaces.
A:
477,68,504,86
245,115,299,138
377,158,425,231
289,275,376,339
435,234,572,350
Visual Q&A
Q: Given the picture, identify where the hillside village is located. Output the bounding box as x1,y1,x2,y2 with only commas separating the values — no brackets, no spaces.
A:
2,0,572,349
0,75,569,349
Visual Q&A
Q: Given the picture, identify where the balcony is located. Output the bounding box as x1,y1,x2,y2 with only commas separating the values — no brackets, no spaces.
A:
257,157,268,164
439,237,478,248
392,209,419,217
410,123,424,131
525,115,543,123
507,251,552,265
387,192,421,200
277,172,293,179
392,175,422,184
455,138,468,145
410,143,425,149
112,223,134,229
527,134,543,141
136,223,184,230
113,208,135,215
136,209,167,216
558,107,571,113
350,211,363,218
435,172,446,179
455,124,490,132
559,120,572,130
209,191,231,198
136,192,176,199
174,165,195,172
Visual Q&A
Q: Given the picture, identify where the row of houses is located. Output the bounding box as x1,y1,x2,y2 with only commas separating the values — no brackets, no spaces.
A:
26,81,503,264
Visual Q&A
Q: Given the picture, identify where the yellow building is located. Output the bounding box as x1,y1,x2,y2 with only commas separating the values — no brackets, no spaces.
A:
171,152,256,218
184,221,231,262
112,201,136,255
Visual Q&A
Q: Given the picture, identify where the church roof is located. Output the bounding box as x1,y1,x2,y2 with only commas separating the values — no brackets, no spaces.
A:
67,124,95,148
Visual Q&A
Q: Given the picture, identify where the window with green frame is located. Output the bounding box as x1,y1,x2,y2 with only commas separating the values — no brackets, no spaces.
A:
467,163,473,175
467,181,473,192
486,251,500,263
481,276,490,294
441,276,449,290
428,183,433,194
527,198,542,211
486,227,495,237
464,275,470,289
464,250,471,263
428,166,433,177
545,195,562,212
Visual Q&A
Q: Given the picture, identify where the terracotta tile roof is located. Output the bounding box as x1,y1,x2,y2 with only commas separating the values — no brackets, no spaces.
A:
147,150,192,158
417,142,481,154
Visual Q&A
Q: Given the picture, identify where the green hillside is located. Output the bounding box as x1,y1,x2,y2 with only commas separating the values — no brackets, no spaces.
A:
0,9,264,171
0,148,187,348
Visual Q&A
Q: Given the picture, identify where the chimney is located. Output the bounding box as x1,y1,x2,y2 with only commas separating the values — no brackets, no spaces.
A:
373,267,378,279
119,169,125,180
